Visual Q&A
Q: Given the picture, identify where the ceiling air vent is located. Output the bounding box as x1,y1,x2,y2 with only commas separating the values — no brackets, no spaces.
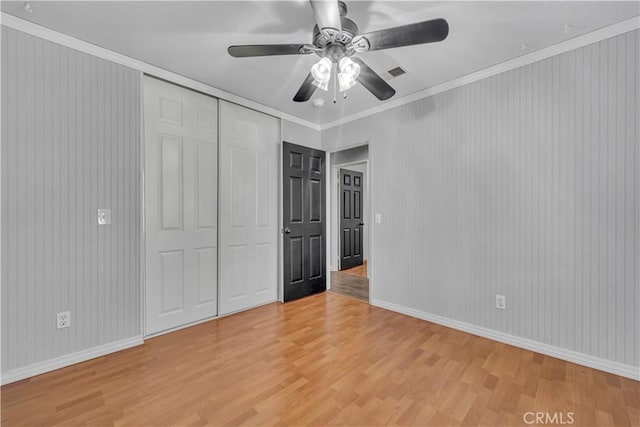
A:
387,66,407,78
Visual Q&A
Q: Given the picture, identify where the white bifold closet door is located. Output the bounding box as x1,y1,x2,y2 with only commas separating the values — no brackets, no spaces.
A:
219,100,279,315
144,77,219,335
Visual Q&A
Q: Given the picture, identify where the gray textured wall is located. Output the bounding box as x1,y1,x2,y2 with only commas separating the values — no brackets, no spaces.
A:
332,144,368,165
1,27,141,373
282,120,321,149
323,30,639,368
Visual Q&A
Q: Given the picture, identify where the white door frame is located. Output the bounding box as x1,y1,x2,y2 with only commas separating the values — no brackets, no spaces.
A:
331,160,369,272
139,71,146,338
325,143,372,303
277,124,284,302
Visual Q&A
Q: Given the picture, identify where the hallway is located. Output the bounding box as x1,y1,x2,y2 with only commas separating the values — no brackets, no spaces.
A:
330,261,368,302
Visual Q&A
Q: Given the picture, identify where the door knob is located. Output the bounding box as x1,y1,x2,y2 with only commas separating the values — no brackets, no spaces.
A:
358,222,365,226
282,227,291,234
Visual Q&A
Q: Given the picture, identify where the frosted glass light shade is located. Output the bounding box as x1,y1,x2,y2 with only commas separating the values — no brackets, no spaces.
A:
311,57,332,83
338,57,360,80
312,78,329,91
337,73,357,91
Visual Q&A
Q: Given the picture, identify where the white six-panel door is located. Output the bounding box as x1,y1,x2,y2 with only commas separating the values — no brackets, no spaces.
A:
219,101,279,315
144,77,219,335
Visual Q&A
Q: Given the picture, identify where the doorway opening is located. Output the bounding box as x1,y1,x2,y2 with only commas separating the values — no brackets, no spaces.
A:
329,145,369,303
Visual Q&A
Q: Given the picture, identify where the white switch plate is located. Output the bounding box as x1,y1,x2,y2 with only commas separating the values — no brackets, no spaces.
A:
98,208,111,225
375,213,382,224
496,295,506,310
57,311,71,329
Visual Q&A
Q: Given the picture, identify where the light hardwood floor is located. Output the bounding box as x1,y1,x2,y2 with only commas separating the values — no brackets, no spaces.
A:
2,292,639,426
341,260,368,278
330,271,369,302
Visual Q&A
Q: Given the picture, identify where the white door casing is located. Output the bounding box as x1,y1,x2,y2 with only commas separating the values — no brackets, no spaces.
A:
144,77,218,335
219,100,279,315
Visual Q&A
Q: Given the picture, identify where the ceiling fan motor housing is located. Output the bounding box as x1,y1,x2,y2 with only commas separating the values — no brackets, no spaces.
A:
312,0,359,60
312,17,359,57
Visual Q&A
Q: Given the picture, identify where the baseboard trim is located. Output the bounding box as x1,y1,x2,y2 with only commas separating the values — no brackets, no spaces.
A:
1,300,281,384
1,336,143,386
371,298,640,381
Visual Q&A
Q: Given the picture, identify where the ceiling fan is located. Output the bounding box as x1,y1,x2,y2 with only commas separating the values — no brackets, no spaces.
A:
228,0,449,103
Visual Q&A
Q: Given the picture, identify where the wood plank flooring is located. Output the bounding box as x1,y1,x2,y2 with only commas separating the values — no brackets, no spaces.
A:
341,260,368,278
2,292,639,426
330,271,369,302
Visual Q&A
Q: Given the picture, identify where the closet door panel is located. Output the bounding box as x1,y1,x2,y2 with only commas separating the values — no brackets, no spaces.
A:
219,100,279,314
144,77,218,335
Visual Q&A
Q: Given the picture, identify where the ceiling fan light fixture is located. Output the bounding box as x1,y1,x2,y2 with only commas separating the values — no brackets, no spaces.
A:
337,72,357,92
229,3,449,104
311,57,332,83
312,78,329,91
338,57,360,80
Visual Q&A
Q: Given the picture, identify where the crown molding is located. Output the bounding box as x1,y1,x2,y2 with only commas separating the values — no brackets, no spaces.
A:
0,12,322,132
2,12,638,134
320,16,640,131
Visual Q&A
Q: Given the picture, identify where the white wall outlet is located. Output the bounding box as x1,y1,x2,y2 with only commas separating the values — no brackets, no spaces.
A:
98,208,111,225
57,311,71,329
375,213,382,224
495,295,506,310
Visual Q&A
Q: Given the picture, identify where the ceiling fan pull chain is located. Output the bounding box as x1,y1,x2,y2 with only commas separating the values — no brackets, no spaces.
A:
333,62,337,104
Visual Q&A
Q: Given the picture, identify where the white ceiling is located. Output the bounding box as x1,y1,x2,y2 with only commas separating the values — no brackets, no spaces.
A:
3,1,638,125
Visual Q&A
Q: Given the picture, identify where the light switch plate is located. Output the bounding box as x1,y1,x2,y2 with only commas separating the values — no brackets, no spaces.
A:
98,209,111,225
375,213,382,224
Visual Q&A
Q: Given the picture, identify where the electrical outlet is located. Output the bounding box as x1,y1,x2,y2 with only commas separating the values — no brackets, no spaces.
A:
98,208,111,225
57,311,71,329
495,295,506,310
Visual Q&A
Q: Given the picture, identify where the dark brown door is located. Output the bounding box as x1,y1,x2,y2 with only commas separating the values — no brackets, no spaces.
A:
339,168,364,270
283,142,326,302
